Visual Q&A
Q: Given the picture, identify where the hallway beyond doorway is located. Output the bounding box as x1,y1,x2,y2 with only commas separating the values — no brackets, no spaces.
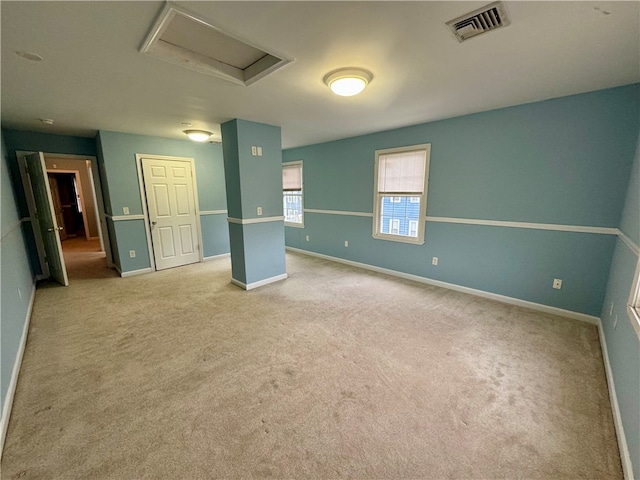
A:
61,237,113,281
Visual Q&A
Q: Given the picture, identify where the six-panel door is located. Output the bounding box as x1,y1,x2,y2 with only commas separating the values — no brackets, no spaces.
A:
141,158,200,271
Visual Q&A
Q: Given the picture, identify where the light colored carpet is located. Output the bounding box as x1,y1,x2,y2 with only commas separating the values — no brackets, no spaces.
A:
2,251,622,479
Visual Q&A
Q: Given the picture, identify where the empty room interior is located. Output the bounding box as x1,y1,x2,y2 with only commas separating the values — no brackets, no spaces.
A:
1,1,639,478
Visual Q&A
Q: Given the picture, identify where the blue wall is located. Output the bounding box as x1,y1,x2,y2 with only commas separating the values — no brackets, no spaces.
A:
600,127,640,475
283,84,639,317
97,131,229,272
1,131,36,429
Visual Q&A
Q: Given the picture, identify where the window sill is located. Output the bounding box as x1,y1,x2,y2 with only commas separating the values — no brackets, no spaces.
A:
285,222,305,229
627,305,640,340
373,233,424,245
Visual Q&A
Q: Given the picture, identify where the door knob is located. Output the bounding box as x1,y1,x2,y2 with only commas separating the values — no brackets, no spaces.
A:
151,221,157,226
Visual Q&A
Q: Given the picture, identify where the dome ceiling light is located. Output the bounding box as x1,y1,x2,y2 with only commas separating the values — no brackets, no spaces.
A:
184,130,213,142
324,68,373,97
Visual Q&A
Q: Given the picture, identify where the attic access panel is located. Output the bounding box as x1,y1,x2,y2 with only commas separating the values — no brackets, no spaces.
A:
140,2,292,86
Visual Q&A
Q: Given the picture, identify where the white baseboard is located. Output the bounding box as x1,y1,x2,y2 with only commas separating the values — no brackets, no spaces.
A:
203,253,230,262
286,247,599,324
597,319,634,480
231,273,288,291
1,282,36,456
120,267,153,278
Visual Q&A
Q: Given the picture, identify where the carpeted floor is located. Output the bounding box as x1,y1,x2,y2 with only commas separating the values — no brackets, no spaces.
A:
1,251,622,479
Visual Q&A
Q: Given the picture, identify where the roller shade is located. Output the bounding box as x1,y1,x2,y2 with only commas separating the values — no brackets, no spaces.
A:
282,164,302,191
377,150,426,194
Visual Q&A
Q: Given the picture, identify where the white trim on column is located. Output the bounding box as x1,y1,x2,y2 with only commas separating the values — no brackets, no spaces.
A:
200,210,228,216
230,273,288,290
227,216,284,225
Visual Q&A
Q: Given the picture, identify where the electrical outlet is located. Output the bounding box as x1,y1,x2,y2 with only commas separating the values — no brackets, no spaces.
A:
613,314,618,329
609,302,614,316
344,240,349,247
432,257,438,266
251,146,257,156
257,207,263,216
257,146,263,156
553,278,562,290
129,250,136,258
123,207,129,215
17,288,22,299
305,235,309,242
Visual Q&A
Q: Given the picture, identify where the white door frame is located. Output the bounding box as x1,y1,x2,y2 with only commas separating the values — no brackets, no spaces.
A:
17,151,113,273
135,154,204,272
46,169,91,241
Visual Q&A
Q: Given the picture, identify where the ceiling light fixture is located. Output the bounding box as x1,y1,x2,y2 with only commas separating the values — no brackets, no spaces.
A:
324,68,372,97
40,118,54,125
183,129,213,142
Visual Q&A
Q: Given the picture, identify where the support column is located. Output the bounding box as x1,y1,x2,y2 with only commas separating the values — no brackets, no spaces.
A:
221,119,287,290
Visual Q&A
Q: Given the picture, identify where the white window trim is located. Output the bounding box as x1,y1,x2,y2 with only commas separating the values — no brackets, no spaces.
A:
372,143,431,245
283,160,304,228
627,255,640,338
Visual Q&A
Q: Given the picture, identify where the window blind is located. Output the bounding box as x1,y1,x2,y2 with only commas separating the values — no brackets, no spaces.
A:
377,150,426,193
282,164,302,191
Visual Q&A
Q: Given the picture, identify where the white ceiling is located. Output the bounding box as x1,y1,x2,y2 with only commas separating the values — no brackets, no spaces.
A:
2,1,638,149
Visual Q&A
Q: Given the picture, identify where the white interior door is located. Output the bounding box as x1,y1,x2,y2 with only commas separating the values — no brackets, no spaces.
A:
142,158,200,270
25,152,69,286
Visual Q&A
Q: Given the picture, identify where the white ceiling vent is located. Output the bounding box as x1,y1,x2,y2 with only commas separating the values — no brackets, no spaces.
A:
140,2,292,86
446,1,510,43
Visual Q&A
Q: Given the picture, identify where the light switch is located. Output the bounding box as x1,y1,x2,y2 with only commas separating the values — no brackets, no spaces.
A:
123,207,129,215
257,146,263,156
251,146,257,156
257,207,263,216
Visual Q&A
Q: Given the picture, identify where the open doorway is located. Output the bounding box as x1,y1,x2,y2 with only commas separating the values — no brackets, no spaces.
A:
18,151,113,284
46,157,108,280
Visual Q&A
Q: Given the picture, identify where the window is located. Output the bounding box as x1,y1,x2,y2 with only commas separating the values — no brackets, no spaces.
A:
373,144,430,244
282,161,303,227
